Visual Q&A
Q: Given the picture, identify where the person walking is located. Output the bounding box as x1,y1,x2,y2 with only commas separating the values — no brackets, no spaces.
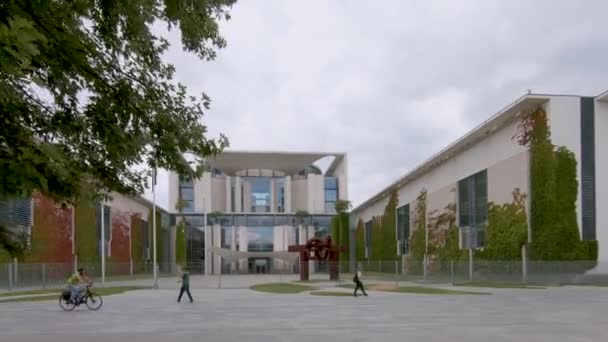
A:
177,268,193,303
353,269,367,297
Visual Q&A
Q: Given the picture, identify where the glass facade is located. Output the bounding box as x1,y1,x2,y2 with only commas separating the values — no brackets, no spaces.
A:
458,169,488,248
324,177,338,214
178,178,194,212
396,204,410,255
276,178,285,212
178,213,334,269
95,204,111,257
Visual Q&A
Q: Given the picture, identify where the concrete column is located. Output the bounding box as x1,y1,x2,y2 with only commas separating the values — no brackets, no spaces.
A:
273,226,284,271
298,225,308,245
204,226,212,275
225,176,232,213
270,178,276,213
284,176,292,213
238,226,248,271
230,226,237,272
194,172,212,213
308,225,316,273
213,224,221,274
235,176,242,212
242,181,252,212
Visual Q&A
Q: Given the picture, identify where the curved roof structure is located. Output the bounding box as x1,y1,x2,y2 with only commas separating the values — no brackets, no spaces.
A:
208,150,345,176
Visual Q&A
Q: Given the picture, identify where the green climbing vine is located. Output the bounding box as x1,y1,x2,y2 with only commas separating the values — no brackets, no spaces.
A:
477,189,528,260
407,189,427,274
74,200,99,263
428,201,467,264
330,212,350,261
355,219,365,261
515,107,597,261
175,220,187,266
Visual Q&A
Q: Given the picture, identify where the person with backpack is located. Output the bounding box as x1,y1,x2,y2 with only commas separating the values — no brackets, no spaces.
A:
353,268,367,297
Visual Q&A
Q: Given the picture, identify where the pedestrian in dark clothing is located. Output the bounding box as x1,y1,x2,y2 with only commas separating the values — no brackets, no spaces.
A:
177,269,193,303
353,269,367,297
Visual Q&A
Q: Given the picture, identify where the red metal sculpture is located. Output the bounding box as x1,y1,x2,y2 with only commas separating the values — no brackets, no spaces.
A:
288,236,347,281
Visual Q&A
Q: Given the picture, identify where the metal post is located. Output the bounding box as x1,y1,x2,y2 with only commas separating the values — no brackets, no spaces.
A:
451,261,455,284
8,264,13,291
101,204,106,285
152,174,158,289
13,258,18,285
522,244,528,284
42,264,47,289
468,249,474,281
423,254,427,279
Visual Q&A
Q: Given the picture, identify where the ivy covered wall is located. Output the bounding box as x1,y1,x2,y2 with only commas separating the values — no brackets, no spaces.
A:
516,107,597,261
355,219,365,261
27,193,73,263
330,212,350,261
130,214,144,266
73,200,99,263
175,220,187,266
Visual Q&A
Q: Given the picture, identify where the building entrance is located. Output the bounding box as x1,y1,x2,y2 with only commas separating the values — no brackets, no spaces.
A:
248,257,270,274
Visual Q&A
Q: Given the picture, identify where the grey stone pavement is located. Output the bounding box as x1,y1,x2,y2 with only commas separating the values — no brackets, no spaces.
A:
1,284,608,342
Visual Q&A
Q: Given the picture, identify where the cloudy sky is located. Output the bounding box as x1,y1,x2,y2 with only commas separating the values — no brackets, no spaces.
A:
143,0,608,210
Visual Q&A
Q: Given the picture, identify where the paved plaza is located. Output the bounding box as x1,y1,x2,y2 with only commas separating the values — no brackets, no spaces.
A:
1,284,607,342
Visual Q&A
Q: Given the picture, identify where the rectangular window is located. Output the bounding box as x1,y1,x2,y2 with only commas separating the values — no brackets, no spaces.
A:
96,204,111,257
397,204,410,255
0,197,32,228
458,170,487,248
179,177,195,213
324,177,339,214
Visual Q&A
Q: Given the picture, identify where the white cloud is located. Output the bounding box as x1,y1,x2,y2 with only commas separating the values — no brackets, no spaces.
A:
143,0,608,209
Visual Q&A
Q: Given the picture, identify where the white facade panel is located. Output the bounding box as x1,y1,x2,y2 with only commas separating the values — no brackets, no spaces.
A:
487,151,530,205
284,176,292,213
168,172,179,212
547,96,583,234
307,174,325,214
225,176,232,213
291,179,308,212
211,177,227,212
595,100,608,261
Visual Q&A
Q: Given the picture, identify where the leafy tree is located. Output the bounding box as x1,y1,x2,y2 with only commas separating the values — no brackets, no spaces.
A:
0,0,236,254
334,200,352,214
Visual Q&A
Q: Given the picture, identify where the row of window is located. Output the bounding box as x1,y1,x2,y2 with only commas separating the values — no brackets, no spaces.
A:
179,176,339,214
364,169,488,258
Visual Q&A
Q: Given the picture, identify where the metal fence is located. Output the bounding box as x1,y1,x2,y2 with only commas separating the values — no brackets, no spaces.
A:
1,259,605,292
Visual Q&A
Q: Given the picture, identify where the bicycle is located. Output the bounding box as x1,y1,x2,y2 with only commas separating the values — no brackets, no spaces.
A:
59,284,103,311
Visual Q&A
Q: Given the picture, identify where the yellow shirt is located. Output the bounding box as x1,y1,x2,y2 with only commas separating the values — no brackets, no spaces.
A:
68,273,81,285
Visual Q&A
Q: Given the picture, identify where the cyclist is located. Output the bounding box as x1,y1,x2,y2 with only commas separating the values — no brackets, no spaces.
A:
67,268,92,304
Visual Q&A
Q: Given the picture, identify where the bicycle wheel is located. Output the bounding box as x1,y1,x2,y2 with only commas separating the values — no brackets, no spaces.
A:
59,295,76,311
85,293,103,311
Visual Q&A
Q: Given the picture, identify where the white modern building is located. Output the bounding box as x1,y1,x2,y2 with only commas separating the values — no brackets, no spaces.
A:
167,151,348,274
351,91,607,262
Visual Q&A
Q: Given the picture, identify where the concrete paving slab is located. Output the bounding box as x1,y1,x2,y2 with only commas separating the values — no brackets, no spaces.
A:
1,286,607,341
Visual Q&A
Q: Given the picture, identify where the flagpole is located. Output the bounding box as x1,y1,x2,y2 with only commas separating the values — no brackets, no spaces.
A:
101,203,106,285
152,167,158,289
